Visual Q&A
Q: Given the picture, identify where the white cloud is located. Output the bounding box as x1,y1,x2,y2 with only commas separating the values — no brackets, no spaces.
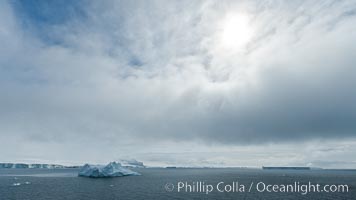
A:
1,0,356,167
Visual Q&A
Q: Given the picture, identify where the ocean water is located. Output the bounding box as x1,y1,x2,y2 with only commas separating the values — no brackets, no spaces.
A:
0,168,355,200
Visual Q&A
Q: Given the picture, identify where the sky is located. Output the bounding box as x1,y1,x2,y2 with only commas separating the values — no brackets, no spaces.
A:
1,0,356,168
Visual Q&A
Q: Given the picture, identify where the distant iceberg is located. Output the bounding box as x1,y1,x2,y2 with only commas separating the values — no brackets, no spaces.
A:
78,162,141,178
119,159,146,168
0,163,66,169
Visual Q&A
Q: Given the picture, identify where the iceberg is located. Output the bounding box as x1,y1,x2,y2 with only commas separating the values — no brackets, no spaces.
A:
0,163,66,169
78,162,140,178
119,159,146,168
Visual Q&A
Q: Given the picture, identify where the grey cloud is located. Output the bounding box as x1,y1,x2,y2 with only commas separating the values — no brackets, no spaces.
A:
1,0,356,165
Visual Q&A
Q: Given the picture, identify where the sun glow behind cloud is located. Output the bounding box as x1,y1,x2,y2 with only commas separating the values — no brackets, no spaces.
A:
219,13,253,51
1,0,356,167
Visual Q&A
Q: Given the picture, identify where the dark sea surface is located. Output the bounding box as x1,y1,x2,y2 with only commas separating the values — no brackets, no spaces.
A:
0,168,355,200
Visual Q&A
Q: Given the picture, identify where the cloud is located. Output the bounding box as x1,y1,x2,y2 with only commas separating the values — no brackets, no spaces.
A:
1,0,356,165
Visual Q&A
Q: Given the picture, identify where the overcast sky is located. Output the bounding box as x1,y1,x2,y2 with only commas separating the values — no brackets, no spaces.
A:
1,0,356,168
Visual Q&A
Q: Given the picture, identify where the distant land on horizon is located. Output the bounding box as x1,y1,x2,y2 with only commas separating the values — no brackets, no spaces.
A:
0,160,146,169
2,162,356,171
0,163,78,169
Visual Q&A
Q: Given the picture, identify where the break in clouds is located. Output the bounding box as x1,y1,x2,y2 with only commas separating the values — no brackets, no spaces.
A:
1,0,356,167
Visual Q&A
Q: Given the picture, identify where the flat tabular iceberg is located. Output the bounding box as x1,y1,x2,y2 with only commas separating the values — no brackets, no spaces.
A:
78,162,140,178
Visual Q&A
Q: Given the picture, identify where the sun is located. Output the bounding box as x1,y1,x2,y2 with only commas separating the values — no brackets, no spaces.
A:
220,13,252,51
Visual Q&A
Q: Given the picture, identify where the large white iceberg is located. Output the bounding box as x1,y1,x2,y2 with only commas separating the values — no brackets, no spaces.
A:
78,162,140,178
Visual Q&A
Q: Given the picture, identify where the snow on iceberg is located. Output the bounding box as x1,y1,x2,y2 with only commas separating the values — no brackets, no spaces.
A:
78,162,140,178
